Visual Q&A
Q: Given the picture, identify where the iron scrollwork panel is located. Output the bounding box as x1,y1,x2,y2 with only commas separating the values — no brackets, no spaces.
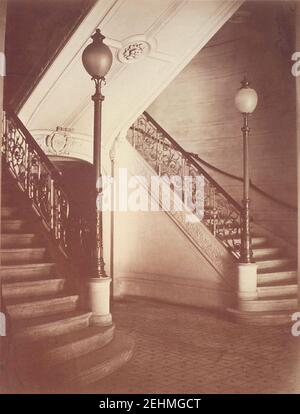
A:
2,111,93,268
128,113,242,258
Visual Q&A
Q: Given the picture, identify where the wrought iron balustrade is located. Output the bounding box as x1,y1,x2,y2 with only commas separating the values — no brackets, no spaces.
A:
127,112,243,258
2,109,93,269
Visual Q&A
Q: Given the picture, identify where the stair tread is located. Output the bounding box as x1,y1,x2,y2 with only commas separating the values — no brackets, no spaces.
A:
0,262,57,282
257,282,298,289
21,323,115,350
229,307,294,316
255,295,297,302
0,262,55,270
253,246,280,250
255,256,293,262
2,278,65,289
1,247,46,252
16,331,134,390
53,331,134,379
1,233,37,237
45,323,115,348
252,245,278,250
258,267,297,275
227,308,295,323
12,310,92,331
2,218,27,223
6,293,78,307
0,233,41,248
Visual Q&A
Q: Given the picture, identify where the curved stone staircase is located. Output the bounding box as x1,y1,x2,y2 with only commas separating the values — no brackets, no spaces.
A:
228,231,298,325
127,112,298,326
0,171,134,392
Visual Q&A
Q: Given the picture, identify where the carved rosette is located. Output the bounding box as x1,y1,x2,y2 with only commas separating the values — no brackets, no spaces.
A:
118,39,151,64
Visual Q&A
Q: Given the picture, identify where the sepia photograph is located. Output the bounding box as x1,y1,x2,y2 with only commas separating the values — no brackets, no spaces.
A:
0,0,299,402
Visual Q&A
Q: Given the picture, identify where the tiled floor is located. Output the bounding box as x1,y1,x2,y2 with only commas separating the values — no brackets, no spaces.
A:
88,297,300,394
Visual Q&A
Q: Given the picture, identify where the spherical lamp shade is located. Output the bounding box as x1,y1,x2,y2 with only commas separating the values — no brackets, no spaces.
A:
235,78,258,114
82,29,113,79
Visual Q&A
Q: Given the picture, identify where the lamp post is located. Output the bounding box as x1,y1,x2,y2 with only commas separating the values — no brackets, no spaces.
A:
235,77,258,264
82,29,113,326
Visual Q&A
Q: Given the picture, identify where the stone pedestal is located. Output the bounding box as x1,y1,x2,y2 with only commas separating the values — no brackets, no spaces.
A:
88,277,112,326
237,262,258,302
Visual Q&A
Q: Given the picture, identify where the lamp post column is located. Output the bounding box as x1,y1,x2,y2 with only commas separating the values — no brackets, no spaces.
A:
240,113,253,264
82,29,113,326
234,77,258,304
92,78,106,278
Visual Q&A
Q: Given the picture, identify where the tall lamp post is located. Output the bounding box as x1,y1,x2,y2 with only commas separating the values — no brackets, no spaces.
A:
235,77,258,264
82,29,113,326
234,77,258,303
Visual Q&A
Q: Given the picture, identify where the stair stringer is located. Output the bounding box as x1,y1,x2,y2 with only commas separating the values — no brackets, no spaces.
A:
113,139,238,309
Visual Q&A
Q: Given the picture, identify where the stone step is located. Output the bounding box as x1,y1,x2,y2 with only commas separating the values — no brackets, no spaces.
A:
252,246,282,260
2,279,65,300
251,236,269,247
239,296,298,312
227,308,294,326
1,233,41,248
256,257,296,271
2,219,33,233
1,247,47,265
0,181,18,192
6,294,79,320
257,283,298,299
12,311,92,341
0,262,56,282
1,192,12,204
16,324,115,369
46,331,134,390
258,269,297,285
1,192,27,207
1,206,20,218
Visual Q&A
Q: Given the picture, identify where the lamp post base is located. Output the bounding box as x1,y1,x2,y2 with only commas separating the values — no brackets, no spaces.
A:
237,262,258,302
88,277,112,326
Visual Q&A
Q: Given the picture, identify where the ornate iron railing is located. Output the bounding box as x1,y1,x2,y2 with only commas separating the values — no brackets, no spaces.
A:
2,109,93,269
127,112,243,258
189,151,297,212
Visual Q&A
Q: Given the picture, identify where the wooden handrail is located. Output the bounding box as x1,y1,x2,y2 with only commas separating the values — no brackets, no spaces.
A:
143,111,243,213
189,152,297,212
143,111,297,213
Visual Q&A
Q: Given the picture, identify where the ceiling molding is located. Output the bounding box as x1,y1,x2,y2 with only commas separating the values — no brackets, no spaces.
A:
18,0,122,125
19,0,244,164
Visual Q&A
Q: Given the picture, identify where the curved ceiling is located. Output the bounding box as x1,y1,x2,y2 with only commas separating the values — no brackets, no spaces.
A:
17,0,243,162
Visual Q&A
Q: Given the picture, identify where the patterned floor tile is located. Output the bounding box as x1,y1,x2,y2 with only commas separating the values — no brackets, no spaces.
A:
86,297,300,394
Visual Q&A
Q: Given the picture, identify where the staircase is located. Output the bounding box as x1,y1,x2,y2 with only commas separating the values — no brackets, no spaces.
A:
225,230,297,325
1,152,133,392
127,112,298,326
